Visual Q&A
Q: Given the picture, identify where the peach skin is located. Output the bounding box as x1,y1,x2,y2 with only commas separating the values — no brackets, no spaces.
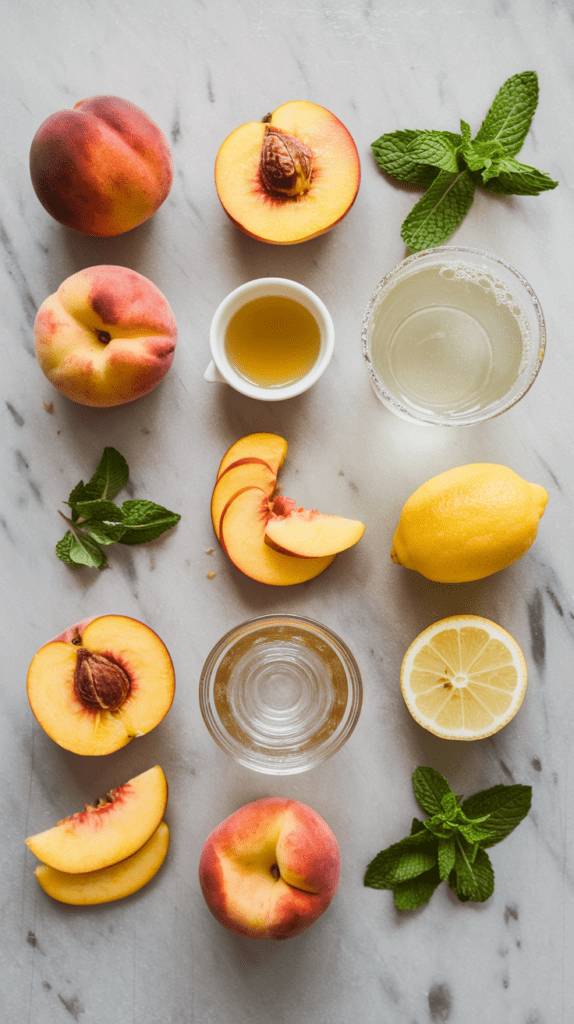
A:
34,265,177,406
198,797,341,940
30,95,173,236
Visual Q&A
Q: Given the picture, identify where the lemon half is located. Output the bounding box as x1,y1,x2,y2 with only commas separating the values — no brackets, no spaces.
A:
400,615,527,740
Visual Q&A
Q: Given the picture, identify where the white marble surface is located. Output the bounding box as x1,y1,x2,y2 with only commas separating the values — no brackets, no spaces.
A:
3,1,574,1021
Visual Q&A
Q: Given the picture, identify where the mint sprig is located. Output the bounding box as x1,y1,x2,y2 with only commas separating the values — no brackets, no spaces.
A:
364,766,531,909
371,71,558,251
56,447,181,569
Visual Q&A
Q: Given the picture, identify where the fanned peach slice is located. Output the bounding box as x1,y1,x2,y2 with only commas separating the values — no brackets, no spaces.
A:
34,821,169,905
220,487,334,586
216,433,287,480
26,765,167,874
264,507,366,557
213,433,365,584
27,615,175,755
215,101,360,244
212,460,276,540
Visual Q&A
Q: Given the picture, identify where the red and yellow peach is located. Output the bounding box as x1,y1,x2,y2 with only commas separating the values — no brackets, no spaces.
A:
199,797,341,940
34,266,177,406
30,95,173,237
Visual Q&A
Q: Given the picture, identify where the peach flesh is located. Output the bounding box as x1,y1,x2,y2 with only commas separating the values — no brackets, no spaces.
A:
219,486,334,586
215,434,288,480
264,507,366,557
211,459,276,540
25,765,168,873
27,615,175,755
215,101,360,244
35,822,169,905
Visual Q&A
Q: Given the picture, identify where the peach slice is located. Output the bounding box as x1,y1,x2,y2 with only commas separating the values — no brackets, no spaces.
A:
34,822,169,905
220,487,334,586
216,433,287,480
212,460,276,540
213,433,365,585
25,765,167,873
215,101,360,244
264,507,366,557
27,615,175,755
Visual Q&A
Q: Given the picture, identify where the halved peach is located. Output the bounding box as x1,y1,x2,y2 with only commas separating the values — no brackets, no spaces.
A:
27,615,175,755
34,821,169,905
26,765,167,873
216,433,287,480
220,487,334,586
212,460,276,540
264,507,366,557
215,101,360,244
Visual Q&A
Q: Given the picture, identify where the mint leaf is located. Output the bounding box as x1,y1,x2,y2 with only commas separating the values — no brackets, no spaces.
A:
460,121,505,172
423,817,454,841
461,784,532,847
83,520,126,545
56,529,107,568
412,767,454,816
69,499,124,522
392,866,441,910
401,169,475,251
364,839,437,889
450,843,494,903
371,130,441,188
86,447,129,501
406,131,461,173
440,792,460,818
372,71,557,247
460,119,472,146
67,481,90,522
437,836,456,881
478,157,558,195
55,531,77,564
365,769,531,910
118,500,181,545
56,448,180,568
475,70,539,157
410,817,427,836
455,820,497,845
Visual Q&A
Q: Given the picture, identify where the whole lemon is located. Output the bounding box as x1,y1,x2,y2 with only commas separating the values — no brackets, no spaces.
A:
391,464,548,583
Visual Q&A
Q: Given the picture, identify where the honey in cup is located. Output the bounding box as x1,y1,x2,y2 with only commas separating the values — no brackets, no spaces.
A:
224,294,321,388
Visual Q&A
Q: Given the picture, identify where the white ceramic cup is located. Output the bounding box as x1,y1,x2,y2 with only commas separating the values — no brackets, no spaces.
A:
205,277,335,401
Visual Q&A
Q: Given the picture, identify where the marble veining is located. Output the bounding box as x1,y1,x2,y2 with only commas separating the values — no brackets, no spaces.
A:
2,1,574,1022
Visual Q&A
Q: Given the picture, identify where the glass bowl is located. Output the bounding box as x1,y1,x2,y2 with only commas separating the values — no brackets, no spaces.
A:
362,246,546,426
199,614,362,775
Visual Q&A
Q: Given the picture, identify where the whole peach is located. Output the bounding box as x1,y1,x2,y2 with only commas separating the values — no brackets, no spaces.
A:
30,95,173,236
198,797,341,940
34,265,177,406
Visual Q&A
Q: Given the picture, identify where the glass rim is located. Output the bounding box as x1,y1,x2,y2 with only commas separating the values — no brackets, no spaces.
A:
361,245,546,426
199,613,363,775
